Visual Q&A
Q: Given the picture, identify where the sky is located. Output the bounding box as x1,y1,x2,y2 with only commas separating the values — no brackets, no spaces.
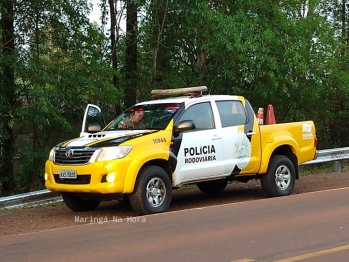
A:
88,1,125,31
88,1,103,24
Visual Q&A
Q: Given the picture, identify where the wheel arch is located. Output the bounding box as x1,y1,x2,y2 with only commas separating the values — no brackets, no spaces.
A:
125,158,173,194
270,145,299,179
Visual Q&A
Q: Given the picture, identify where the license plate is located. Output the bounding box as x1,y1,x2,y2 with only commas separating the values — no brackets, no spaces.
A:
59,169,77,179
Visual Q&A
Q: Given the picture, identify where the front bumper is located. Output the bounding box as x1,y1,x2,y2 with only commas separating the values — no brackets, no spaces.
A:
44,157,132,194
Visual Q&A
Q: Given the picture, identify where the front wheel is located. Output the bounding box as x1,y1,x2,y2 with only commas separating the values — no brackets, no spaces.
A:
261,155,296,197
62,194,101,212
130,165,172,215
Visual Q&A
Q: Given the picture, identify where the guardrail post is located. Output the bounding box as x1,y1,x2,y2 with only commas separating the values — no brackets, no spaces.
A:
334,161,341,172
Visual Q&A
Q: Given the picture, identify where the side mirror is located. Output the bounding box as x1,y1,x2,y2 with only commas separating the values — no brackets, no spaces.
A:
87,123,102,133
175,120,195,136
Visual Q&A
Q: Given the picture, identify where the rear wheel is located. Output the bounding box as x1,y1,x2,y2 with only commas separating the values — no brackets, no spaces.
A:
62,194,101,212
197,180,228,194
261,155,296,197
130,165,172,215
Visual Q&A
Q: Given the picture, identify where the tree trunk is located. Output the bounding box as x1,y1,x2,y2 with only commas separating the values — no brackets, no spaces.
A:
0,0,16,194
341,0,346,45
109,0,123,115
109,0,118,88
125,0,137,107
152,0,169,80
30,125,41,191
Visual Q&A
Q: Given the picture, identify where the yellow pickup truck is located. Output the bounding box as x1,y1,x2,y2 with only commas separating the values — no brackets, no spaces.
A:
44,86,317,215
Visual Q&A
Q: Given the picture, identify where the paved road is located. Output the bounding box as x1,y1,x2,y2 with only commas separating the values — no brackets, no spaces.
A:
1,188,349,262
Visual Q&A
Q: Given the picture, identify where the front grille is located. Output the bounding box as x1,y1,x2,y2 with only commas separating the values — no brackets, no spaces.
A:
54,149,96,165
54,174,91,184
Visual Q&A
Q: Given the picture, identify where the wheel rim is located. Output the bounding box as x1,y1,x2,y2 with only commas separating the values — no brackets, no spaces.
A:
146,177,166,207
274,164,291,190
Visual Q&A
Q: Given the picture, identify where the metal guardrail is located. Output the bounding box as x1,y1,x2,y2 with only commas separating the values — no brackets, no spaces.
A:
301,147,349,172
0,190,62,210
1,148,349,209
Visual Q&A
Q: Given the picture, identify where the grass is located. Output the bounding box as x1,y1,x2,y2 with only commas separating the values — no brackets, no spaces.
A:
299,160,349,176
176,184,197,191
26,200,64,209
0,199,64,213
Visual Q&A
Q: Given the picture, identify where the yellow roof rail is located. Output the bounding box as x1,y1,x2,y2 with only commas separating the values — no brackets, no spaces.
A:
151,86,207,99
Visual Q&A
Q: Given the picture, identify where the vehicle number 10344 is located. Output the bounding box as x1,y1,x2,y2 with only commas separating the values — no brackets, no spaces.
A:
153,138,166,144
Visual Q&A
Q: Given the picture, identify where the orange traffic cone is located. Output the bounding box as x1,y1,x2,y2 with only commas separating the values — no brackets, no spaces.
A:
266,104,276,124
256,108,264,125
232,103,237,114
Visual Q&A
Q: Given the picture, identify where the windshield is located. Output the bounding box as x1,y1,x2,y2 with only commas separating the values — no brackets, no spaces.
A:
105,103,182,130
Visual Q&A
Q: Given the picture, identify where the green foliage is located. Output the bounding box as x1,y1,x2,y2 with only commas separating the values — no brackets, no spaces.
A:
139,0,349,150
1,0,121,194
1,0,349,195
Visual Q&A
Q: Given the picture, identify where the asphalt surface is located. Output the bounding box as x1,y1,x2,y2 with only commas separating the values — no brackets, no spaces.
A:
1,187,349,262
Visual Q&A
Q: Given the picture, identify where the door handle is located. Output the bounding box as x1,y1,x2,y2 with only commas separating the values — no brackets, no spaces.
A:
246,132,256,136
212,135,221,140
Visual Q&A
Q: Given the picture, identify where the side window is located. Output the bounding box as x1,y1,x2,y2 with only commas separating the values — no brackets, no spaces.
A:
179,102,215,130
216,100,246,127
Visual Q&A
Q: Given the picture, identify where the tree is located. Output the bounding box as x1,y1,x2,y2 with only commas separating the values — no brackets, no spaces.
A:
125,0,138,107
1,0,121,194
0,0,16,194
316,0,349,147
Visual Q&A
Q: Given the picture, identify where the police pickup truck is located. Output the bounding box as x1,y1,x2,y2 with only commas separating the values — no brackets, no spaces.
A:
44,86,317,215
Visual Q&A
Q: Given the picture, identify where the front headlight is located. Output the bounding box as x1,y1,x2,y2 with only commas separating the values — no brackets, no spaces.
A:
96,146,132,162
48,147,55,161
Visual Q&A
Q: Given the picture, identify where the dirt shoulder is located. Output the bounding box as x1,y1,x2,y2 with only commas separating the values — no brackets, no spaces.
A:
1,172,349,238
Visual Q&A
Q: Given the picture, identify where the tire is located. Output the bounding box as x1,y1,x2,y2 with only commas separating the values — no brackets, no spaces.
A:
197,180,228,194
62,194,101,212
129,165,172,215
261,155,296,197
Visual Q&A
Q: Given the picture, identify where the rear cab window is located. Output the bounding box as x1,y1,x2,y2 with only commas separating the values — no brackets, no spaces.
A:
216,100,246,127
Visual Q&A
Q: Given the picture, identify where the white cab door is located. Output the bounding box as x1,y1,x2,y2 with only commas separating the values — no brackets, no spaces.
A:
80,104,106,137
173,101,225,184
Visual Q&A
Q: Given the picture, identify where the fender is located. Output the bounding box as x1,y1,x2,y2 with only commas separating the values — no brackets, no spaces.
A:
121,121,174,193
123,147,172,193
259,135,299,174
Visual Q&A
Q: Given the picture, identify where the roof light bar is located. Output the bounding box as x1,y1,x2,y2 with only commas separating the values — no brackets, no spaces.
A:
151,86,208,99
